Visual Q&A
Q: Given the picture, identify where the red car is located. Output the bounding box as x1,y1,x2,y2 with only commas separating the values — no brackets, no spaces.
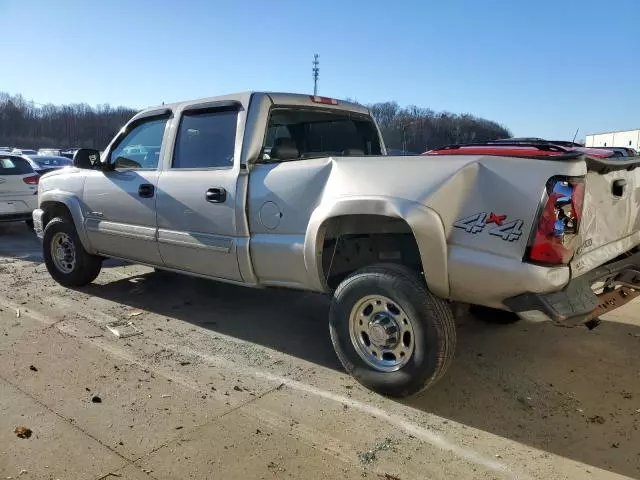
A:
423,138,618,159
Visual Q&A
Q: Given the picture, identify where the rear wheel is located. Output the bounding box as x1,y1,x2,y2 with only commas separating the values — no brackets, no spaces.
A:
329,264,456,397
43,217,102,287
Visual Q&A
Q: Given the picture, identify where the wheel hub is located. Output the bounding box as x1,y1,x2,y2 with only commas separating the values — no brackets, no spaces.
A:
50,232,76,274
368,313,399,349
348,294,415,373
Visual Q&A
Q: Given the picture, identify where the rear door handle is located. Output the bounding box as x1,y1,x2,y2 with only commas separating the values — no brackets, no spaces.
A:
206,187,226,203
138,183,155,198
612,179,626,197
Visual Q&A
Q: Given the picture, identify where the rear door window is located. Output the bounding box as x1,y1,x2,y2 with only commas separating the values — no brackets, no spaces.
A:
172,109,238,169
0,157,34,175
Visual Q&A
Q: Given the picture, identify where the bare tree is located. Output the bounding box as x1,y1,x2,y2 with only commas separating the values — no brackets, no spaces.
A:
0,92,137,149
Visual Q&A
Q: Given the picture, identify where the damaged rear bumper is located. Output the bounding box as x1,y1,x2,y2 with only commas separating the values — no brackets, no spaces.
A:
503,250,640,326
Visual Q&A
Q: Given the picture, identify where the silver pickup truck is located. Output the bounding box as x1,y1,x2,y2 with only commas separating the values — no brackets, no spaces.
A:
32,92,640,397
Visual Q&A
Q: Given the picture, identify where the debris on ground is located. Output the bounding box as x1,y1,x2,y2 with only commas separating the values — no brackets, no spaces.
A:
16,308,20,318
106,320,142,338
91,395,102,403
14,426,32,439
357,438,398,465
587,415,605,424
18,469,27,476
29,365,37,372
378,474,402,480
233,385,242,392
128,310,143,317
358,450,377,465
179,361,191,366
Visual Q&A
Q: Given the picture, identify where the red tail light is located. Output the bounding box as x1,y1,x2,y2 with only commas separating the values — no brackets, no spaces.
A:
526,177,585,265
23,175,40,185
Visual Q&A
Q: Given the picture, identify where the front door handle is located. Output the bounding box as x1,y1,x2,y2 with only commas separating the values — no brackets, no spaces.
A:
206,187,226,203
138,183,155,198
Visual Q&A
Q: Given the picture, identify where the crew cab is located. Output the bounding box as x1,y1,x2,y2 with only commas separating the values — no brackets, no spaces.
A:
32,92,640,397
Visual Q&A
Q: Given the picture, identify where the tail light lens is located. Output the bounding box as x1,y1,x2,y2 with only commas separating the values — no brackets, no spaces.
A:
23,175,40,185
526,176,585,265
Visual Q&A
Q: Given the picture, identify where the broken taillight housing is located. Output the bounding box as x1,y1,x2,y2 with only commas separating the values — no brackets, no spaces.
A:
526,176,585,265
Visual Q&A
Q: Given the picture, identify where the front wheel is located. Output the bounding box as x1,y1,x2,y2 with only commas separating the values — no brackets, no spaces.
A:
43,216,102,287
329,264,456,398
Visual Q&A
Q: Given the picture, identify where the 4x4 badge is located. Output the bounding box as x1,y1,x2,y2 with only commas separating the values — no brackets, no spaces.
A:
454,212,523,242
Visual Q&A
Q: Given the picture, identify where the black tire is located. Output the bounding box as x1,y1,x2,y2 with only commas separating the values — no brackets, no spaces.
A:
469,305,521,324
25,219,34,230
329,263,456,398
43,216,102,287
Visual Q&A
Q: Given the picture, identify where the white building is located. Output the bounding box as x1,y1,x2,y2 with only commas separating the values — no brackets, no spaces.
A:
585,129,640,150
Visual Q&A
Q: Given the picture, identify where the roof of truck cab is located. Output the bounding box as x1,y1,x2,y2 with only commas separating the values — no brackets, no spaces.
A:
138,92,370,117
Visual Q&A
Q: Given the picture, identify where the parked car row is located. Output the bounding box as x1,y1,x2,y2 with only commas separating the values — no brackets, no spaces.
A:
0,147,82,159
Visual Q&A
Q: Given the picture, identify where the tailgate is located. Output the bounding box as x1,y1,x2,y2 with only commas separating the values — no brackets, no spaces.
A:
570,157,640,277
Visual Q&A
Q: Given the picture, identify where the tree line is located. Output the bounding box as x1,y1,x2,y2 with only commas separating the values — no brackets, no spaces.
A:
363,101,511,153
0,92,136,150
0,92,511,153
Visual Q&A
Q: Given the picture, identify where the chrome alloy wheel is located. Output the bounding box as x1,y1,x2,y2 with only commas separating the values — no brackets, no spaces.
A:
348,295,415,372
50,232,76,274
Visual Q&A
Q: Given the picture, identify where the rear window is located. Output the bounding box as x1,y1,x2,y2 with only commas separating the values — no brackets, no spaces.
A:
0,157,33,175
263,108,382,161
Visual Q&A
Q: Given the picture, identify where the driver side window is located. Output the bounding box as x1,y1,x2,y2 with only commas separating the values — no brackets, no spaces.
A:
110,117,168,170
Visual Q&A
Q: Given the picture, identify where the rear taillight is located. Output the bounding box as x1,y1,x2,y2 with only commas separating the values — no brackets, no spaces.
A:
526,176,585,265
23,175,40,185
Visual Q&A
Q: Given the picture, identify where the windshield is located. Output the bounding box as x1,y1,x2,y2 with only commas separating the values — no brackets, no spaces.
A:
263,108,382,161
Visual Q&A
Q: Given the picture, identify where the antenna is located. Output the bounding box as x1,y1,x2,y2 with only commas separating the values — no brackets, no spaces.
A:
572,128,579,143
312,54,319,96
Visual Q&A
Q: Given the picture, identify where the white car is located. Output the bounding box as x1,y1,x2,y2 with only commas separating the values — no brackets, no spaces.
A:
0,154,40,227
11,148,38,155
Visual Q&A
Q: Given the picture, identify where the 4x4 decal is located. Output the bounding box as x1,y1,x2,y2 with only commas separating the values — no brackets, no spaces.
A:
453,212,523,242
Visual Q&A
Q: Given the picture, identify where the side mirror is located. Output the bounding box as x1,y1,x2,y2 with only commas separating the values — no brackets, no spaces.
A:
73,148,101,169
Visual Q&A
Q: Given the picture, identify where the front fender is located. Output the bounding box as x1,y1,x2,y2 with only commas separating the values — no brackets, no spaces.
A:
39,190,93,252
303,196,450,298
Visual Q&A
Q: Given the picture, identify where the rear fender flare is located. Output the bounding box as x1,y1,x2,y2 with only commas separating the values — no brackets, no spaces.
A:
303,196,449,298
40,190,92,252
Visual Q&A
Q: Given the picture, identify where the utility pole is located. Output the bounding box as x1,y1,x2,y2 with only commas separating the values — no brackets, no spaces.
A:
312,54,319,95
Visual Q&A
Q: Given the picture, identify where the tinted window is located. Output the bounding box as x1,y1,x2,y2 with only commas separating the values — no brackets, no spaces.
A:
0,157,34,175
173,110,238,169
264,108,381,161
110,117,168,170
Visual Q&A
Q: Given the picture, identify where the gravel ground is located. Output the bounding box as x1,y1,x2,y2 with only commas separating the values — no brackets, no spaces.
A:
0,222,639,480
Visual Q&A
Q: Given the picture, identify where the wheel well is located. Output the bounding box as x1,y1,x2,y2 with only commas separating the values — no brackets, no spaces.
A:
40,201,73,229
320,215,422,289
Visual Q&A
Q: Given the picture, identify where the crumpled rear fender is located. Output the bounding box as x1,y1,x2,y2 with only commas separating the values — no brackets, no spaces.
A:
303,196,449,298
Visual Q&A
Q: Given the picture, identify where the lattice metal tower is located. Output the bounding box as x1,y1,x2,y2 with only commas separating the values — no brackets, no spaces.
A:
312,54,320,95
